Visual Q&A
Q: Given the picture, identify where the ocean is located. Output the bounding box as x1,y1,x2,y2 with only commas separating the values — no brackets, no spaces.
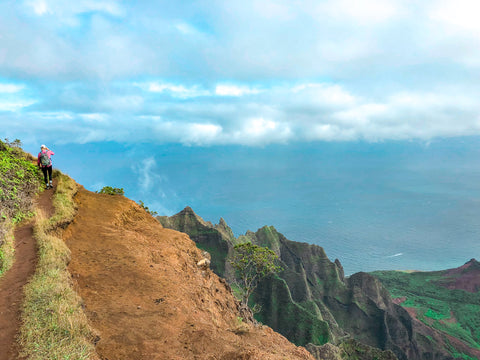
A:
51,137,480,275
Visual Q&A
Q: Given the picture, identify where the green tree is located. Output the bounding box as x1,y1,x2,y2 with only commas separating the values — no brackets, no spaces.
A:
230,242,282,309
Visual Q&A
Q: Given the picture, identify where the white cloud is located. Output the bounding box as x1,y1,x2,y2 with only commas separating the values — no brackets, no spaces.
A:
175,22,207,37
5,79,480,146
252,1,293,21
27,0,50,15
318,0,401,25
0,100,35,112
246,118,277,136
80,113,107,122
309,124,348,141
181,123,223,145
4,1,480,145
430,0,480,33
215,84,261,97
292,83,357,107
35,111,74,120
25,0,124,19
133,157,168,199
137,157,155,191
143,82,210,98
334,103,388,125
230,117,292,145
0,84,24,93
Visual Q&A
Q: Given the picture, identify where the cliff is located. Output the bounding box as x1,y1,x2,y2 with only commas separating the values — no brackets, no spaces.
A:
372,260,480,360
63,189,314,359
159,207,466,360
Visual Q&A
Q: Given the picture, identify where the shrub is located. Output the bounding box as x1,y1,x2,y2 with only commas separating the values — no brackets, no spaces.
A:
96,186,124,195
0,139,41,222
137,200,158,216
0,139,41,275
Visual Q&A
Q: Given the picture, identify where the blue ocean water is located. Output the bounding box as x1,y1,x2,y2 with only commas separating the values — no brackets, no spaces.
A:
50,137,480,275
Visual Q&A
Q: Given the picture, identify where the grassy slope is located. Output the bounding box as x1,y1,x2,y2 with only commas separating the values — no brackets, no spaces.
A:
0,139,41,276
371,269,480,359
0,140,97,358
19,172,99,360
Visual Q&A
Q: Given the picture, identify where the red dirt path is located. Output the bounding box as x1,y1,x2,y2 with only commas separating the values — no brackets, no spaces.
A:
0,181,55,360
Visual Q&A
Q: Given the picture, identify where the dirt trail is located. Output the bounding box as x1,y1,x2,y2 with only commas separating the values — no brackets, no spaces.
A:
64,188,313,360
0,181,55,360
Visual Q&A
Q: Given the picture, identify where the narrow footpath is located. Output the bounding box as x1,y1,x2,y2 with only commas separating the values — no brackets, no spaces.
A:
0,181,55,360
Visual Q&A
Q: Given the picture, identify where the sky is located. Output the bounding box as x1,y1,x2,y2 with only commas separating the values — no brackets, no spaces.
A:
2,0,480,147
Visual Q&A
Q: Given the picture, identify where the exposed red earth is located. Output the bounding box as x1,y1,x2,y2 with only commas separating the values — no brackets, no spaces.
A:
0,181,55,360
63,187,314,360
440,259,480,293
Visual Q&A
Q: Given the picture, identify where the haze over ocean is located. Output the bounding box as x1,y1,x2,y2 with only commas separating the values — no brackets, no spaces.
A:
37,137,480,276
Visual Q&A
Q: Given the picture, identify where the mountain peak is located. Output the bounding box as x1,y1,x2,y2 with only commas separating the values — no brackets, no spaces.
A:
182,205,195,213
465,258,479,267
441,259,480,293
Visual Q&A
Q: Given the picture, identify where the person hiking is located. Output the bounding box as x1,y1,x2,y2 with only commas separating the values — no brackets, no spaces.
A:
37,144,55,189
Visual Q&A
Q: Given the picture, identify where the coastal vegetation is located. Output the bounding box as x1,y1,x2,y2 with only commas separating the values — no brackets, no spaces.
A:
371,266,480,358
159,206,480,359
96,185,124,195
137,199,158,216
0,139,41,275
230,242,282,309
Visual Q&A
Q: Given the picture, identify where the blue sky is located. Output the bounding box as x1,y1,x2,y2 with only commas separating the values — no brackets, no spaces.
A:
2,0,480,147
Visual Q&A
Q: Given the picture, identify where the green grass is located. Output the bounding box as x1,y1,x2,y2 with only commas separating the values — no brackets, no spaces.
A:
371,269,480,356
0,139,41,222
19,173,99,360
0,226,15,277
0,139,41,276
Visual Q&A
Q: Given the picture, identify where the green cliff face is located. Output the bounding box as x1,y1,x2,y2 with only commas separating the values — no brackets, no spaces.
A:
158,207,461,360
371,260,480,360
158,207,231,276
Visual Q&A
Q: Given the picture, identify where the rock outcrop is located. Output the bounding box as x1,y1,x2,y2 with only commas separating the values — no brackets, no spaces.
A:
159,207,461,360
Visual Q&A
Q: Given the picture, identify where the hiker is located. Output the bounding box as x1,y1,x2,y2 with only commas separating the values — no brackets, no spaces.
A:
37,144,55,189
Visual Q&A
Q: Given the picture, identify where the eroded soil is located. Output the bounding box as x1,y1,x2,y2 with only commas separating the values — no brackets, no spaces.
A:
64,188,313,360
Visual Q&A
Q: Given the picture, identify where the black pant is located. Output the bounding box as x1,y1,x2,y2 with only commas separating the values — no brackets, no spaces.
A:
41,166,53,184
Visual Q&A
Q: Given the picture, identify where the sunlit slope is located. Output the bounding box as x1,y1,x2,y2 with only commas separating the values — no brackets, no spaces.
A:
63,188,314,360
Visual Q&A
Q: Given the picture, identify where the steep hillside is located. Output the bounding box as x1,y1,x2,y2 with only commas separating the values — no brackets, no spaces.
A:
0,140,45,359
158,208,480,360
159,207,473,360
64,188,314,359
372,260,480,360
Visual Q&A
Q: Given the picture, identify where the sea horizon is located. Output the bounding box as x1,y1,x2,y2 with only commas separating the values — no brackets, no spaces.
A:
35,136,480,276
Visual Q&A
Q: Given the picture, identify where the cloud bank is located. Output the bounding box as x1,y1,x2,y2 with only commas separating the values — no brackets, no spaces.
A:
2,0,480,146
